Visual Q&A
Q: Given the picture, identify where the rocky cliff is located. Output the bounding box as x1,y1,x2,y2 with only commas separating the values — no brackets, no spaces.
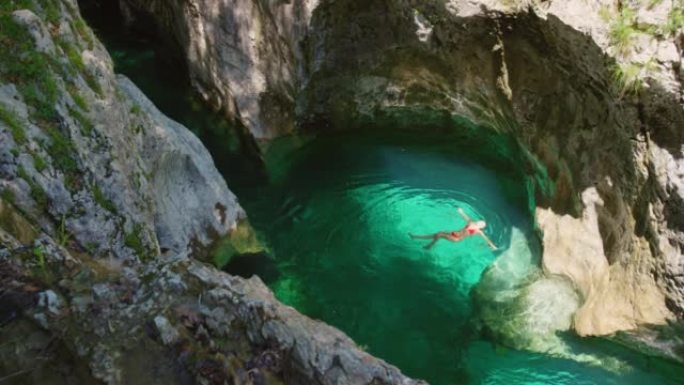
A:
0,1,422,384
116,0,684,351
0,0,246,259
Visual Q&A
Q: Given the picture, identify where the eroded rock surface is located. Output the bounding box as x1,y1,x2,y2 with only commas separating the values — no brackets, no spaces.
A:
1,212,424,385
0,0,244,259
119,0,319,139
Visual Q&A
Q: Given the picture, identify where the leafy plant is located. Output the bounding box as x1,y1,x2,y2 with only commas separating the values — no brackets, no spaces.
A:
67,105,93,136
661,5,684,36
611,60,657,97
57,214,71,247
125,223,150,260
72,19,94,50
0,104,26,145
67,84,89,111
17,165,48,210
0,14,60,123
92,183,116,213
36,0,60,26
609,7,638,56
1,188,15,204
33,245,46,273
33,153,47,172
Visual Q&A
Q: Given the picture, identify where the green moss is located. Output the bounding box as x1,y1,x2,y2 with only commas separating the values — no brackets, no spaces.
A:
84,241,98,254
44,126,81,191
17,165,48,210
67,84,88,111
33,245,46,274
10,148,19,157
56,38,103,97
125,223,151,261
92,183,116,213
67,105,92,136
611,61,656,97
56,213,71,247
0,14,59,123
72,19,94,50
662,5,684,36
36,0,60,25
1,188,15,205
0,104,26,145
212,219,265,268
0,0,33,13
609,7,638,56
33,153,47,172
130,104,141,115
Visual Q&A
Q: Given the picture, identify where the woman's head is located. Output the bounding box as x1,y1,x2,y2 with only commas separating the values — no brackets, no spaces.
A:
474,220,486,229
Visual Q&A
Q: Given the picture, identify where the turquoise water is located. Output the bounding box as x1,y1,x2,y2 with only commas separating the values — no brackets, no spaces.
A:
235,132,683,385
78,5,684,383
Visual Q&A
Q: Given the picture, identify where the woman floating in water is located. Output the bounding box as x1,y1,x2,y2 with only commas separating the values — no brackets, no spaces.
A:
410,208,498,250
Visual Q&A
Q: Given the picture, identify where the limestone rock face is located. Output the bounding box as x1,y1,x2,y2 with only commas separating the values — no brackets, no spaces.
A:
0,0,244,259
0,213,424,385
116,76,245,254
119,0,319,139
537,189,671,336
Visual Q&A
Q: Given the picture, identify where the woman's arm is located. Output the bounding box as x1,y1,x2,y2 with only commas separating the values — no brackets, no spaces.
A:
478,231,498,250
457,207,473,223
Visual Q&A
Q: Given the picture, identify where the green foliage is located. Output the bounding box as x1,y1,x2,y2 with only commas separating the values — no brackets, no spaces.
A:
124,223,150,260
611,62,651,97
17,165,48,209
72,19,94,50
67,84,88,111
0,0,33,13
33,153,47,172
0,103,26,145
36,0,60,25
130,104,141,115
67,105,92,136
44,126,81,191
609,7,638,56
92,183,116,213
56,38,103,97
1,188,15,204
61,39,86,73
57,213,71,247
661,5,684,36
0,14,59,123
33,245,45,273
84,241,98,254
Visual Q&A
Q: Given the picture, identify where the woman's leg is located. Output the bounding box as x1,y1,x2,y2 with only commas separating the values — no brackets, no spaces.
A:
410,233,436,239
424,237,440,250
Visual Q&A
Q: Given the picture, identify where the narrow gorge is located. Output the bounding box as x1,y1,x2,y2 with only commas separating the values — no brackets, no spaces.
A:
1,0,683,384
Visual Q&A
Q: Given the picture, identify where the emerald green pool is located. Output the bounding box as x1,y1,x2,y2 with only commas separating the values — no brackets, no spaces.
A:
79,3,684,383
233,131,682,385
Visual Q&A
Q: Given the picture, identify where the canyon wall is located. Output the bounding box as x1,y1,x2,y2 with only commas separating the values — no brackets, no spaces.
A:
118,0,319,139
118,0,684,343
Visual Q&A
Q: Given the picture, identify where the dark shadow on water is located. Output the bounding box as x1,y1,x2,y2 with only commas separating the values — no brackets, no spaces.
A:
222,252,281,285
77,0,268,195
